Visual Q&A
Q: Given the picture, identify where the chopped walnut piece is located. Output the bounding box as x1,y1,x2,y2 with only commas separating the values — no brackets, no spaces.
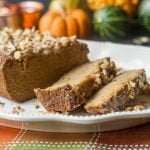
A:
0,102,4,108
126,107,134,111
128,94,135,99
129,81,136,87
69,35,76,42
43,49,51,55
134,105,145,111
102,69,107,76
0,28,77,60
126,105,145,111
95,78,102,85
60,37,70,47
35,104,40,109
14,51,22,60
12,106,24,114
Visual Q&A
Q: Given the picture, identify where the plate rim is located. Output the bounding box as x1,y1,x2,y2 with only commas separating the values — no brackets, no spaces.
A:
0,41,150,124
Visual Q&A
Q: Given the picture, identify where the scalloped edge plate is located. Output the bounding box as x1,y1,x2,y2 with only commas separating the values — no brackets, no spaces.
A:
0,41,150,132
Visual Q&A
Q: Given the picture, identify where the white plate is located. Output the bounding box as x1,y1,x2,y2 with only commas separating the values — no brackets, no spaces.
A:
0,41,150,132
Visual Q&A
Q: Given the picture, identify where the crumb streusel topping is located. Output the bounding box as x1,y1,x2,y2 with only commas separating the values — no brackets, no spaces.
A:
0,28,77,60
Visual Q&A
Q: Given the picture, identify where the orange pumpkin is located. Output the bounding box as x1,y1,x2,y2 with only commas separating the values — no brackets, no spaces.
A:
39,9,91,38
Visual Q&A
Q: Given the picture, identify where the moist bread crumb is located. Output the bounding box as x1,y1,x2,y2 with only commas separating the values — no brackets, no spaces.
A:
35,58,116,112
85,69,148,115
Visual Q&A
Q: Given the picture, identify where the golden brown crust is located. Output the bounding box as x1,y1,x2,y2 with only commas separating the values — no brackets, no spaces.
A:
35,85,85,112
0,53,12,100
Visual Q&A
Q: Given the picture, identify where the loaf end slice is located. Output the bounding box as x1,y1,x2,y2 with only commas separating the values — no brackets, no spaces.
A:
0,36,89,102
35,58,116,112
85,69,148,115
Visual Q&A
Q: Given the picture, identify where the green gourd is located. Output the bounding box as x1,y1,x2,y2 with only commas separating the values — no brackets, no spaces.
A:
93,6,134,41
138,0,150,32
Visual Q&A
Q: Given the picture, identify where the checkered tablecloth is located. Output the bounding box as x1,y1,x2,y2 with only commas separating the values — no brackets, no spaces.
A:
0,123,150,150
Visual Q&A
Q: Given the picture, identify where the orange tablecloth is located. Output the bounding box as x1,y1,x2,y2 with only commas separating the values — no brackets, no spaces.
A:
0,123,150,150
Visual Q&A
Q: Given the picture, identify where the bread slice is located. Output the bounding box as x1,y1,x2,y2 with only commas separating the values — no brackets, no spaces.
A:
0,28,89,102
85,69,148,115
35,58,116,112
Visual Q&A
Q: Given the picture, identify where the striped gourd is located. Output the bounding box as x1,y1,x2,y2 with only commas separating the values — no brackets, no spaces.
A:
138,0,150,32
93,6,134,40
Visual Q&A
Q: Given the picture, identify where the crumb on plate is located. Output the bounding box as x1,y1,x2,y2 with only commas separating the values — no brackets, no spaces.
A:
11,105,24,114
35,104,40,109
0,102,4,108
126,105,145,111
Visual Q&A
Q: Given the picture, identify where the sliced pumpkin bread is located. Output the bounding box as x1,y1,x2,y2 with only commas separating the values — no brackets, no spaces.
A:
85,69,148,114
35,58,116,112
0,28,89,102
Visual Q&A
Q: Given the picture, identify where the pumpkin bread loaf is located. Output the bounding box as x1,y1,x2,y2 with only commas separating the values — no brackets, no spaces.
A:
35,58,116,112
85,69,148,115
0,28,89,102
